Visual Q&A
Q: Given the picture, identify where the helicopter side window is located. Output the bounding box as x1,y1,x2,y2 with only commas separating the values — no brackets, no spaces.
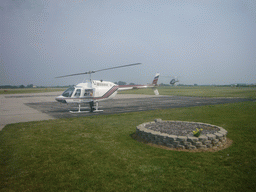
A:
84,89,93,96
62,86,75,97
74,89,81,97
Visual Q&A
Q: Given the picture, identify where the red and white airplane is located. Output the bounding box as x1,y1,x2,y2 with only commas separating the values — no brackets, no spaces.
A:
55,63,160,113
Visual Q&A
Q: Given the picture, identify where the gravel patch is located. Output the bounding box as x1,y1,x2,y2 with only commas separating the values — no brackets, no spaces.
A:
145,121,220,136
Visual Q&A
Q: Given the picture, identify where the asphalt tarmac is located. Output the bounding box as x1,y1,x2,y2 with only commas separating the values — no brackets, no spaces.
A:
0,91,251,130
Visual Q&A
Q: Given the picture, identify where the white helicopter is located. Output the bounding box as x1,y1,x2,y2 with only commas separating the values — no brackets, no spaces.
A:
55,63,160,113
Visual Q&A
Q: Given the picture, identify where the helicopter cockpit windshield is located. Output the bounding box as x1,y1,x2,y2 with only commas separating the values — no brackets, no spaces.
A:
62,86,75,97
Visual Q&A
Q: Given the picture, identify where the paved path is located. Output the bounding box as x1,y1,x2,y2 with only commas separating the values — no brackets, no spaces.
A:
0,92,60,130
0,92,251,130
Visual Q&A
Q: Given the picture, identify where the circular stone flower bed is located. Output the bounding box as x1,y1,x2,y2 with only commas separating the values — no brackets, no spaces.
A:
135,119,229,150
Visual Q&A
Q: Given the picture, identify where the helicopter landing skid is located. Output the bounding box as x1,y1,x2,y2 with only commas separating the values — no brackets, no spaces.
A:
69,104,89,113
91,102,103,113
69,103,103,113
92,109,103,113
69,110,90,113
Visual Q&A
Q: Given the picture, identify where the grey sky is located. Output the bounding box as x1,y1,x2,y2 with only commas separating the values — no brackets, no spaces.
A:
1,0,255,86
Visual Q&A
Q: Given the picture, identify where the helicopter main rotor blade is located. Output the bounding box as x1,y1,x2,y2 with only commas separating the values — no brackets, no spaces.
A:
55,63,142,78
55,71,93,78
94,63,142,73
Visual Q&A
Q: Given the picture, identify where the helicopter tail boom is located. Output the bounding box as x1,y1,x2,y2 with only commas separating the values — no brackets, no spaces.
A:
117,73,160,95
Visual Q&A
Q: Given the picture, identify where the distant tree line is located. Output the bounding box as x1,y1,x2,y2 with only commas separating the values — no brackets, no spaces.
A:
159,84,256,87
0,84,71,89
0,84,33,89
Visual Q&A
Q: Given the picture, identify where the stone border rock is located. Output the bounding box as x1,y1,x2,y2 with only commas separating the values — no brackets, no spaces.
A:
136,119,228,150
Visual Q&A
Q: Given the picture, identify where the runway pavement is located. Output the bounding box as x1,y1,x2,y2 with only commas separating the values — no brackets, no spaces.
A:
0,91,251,130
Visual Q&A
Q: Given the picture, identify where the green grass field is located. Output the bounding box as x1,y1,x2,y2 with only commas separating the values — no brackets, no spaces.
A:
1,86,255,191
1,101,255,191
122,86,256,99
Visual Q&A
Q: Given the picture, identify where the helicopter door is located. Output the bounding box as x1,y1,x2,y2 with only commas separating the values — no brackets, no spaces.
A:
72,88,82,103
74,89,81,97
84,89,93,97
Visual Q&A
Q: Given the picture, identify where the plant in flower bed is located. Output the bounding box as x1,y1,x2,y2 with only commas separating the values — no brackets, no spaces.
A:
193,128,203,137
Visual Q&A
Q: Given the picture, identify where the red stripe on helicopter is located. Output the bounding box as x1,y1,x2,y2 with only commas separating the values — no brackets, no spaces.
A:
118,85,146,88
93,86,119,100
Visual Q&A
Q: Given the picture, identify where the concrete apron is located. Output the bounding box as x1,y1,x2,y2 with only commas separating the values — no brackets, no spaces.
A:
0,92,161,131
0,92,62,131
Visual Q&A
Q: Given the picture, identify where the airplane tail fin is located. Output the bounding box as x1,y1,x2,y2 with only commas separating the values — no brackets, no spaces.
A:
152,73,160,86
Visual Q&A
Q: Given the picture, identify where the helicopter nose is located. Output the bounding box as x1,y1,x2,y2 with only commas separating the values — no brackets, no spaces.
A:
55,95,67,103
